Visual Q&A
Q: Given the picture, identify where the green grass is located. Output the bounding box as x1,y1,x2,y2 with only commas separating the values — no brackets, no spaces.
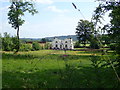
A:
2,50,120,88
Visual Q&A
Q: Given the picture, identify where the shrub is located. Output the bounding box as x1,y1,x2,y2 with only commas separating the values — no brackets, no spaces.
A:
2,33,13,51
90,41,100,49
32,42,40,51
109,43,116,50
74,41,80,48
20,44,32,51
44,42,51,49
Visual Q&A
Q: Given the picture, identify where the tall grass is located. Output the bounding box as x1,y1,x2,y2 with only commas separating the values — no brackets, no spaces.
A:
2,50,120,88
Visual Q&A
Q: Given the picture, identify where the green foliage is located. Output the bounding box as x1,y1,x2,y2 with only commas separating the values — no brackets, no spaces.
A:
90,39,100,49
0,34,2,50
8,1,38,52
74,41,80,48
11,36,19,51
2,32,21,51
93,1,120,76
93,1,120,49
41,38,46,43
116,43,120,55
76,19,94,46
100,34,111,46
8,1,38,30
20,44,32,51
32,42,40,51
109,43,116,50
2,32,13,51
44,42,51,49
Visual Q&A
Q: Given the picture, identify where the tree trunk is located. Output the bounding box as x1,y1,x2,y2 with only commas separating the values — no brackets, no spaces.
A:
16,26,19,52
16,3,19,53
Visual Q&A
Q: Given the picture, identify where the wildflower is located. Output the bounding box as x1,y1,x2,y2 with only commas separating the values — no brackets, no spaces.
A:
63,55,68,57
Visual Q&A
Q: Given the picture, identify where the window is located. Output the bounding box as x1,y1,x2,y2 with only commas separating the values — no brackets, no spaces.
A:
56,44,58,48
65,41,67,43
60,45,62,49
56,41,58,43
65,45,67,48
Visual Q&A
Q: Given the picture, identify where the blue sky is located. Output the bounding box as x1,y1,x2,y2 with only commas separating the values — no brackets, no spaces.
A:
0,0,108,38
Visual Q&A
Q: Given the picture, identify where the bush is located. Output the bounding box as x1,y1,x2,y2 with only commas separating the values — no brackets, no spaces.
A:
32,42,40,51
74,41,80,48
115,43,120,54
109,43,116,50
20,44,32,51
90,41,100,49
44,42,51,49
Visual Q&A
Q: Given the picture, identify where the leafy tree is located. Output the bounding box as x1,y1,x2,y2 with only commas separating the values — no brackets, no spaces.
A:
76,19,94,47
74,41,80,48
90,37,100,49
100,34,111,46
41,38,46,43
8,0,38,52
93,0,120,79
93,1,120,44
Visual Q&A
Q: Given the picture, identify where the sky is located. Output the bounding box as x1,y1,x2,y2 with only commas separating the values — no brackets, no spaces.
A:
0,0,109,38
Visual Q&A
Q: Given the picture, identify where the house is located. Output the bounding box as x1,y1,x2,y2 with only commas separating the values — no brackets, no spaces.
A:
52,38,74,50
25,41,46,48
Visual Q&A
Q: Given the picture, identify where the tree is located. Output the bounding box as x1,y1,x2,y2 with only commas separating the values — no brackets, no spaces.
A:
92,1,120,44
93,0,120,79
8,0,38,52
76,19,94,47
41,38,46,43
100,34,111,45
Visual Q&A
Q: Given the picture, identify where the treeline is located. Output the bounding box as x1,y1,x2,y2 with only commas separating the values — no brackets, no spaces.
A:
74,34,117,50
0,32,51,52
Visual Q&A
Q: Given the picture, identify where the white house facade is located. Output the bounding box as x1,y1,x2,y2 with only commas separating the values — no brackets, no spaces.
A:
52,38,74,50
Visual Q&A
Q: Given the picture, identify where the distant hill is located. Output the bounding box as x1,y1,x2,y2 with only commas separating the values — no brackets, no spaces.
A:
20,35,77,42
45,35,77,41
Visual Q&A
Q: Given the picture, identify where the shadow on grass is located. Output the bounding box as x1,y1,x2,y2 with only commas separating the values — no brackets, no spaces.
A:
2,52,91,61
2,66,120,88
2,53,37,60
2,52,120,88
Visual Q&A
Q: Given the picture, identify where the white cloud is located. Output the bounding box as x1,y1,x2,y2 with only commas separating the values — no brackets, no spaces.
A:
0,0,53,4
47,6,69,13
33,0,53,4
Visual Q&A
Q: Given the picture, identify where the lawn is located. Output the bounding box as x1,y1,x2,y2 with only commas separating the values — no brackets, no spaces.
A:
2,50,120,88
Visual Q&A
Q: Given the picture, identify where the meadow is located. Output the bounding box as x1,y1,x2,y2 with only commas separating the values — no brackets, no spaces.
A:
2,49,120,88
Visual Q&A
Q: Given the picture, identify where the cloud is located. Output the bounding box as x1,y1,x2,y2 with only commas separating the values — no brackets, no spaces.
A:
33,0,53,4
47,6,69,13
0,0,53,4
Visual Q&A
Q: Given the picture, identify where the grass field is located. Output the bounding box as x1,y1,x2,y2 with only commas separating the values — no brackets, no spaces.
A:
2,50,120,88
